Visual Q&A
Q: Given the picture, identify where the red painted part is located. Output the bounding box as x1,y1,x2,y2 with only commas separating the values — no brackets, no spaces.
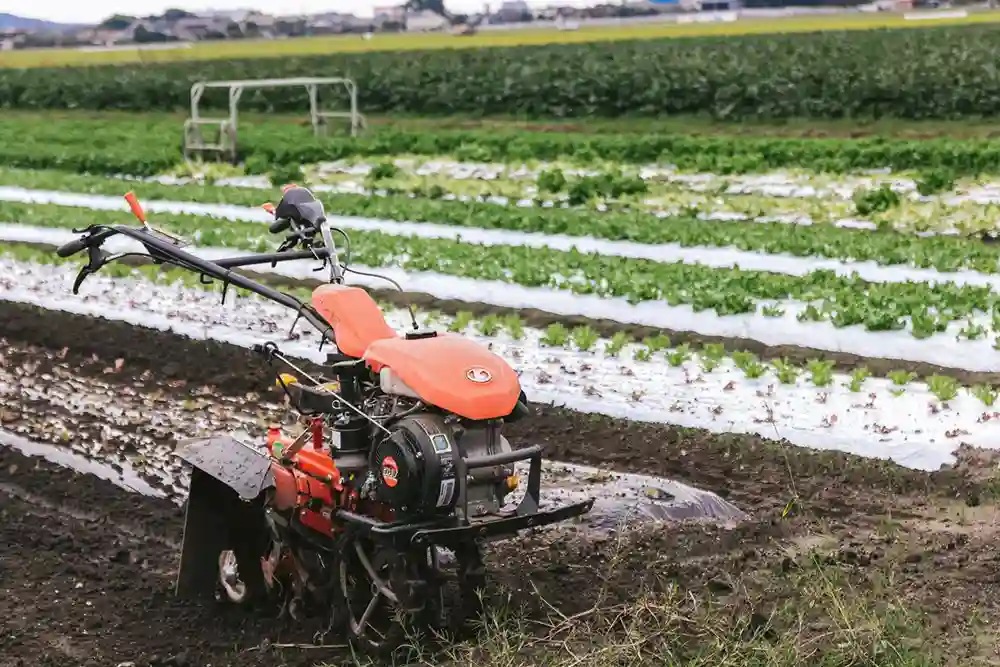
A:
295,449,342,490
262,435,370,538
266,425,291,456
268,454,339,512
269,463,298,510
299,471,335,505
298,508,333,535
381,456,399,488
311,417,323,450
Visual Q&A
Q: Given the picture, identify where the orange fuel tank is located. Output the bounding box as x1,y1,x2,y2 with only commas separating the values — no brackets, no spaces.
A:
364,334,521,421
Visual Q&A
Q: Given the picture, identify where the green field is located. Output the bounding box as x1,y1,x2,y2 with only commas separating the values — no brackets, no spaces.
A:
6,22,1000,121
3,10,999,69
8,110,1000,178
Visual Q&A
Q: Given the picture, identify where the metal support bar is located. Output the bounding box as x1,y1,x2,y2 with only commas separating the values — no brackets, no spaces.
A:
463,445,543,470
183,77,367,164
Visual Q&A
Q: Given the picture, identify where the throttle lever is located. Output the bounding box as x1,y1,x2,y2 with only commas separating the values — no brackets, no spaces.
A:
71,266,92,295
274,235,301,259
71,245,110,294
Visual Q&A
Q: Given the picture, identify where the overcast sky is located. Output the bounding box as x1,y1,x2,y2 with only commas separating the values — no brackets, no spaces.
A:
4,0,595,24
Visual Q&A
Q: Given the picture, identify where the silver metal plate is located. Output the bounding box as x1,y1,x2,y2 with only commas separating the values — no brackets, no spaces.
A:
174,434,273,500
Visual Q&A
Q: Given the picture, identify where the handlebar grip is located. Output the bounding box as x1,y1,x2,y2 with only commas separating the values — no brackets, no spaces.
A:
56,238,88,258
270,219,291,234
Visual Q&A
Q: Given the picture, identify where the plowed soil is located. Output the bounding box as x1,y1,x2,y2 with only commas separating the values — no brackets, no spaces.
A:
4,305,1000,666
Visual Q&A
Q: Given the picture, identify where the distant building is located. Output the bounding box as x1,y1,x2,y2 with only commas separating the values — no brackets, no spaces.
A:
0,28,29,51
496,1,531,22
373,5,407,22
171,17,227,41
406,10,451,31
199,9,257,23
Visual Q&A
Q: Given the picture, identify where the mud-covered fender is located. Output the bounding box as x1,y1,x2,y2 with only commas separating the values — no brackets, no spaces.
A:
172,435,273,601
174,434,274,500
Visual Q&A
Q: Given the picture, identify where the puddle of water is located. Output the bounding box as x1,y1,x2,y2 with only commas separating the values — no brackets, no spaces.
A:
507,459,747,533
0,429,166,498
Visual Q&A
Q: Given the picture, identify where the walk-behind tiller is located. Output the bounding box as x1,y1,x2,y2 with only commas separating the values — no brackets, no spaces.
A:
54,186,595,658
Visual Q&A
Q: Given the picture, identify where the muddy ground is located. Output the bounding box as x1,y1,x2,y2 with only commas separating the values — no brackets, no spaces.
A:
4,307,1000,666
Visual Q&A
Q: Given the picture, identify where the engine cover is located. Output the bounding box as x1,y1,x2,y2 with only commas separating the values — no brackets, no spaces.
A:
370,413,458,517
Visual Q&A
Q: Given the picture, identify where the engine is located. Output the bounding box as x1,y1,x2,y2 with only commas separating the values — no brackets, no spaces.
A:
366,413,517,520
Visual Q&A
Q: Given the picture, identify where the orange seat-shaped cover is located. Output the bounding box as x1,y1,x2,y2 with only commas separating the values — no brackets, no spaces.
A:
365,334,522,421
311,284,397,358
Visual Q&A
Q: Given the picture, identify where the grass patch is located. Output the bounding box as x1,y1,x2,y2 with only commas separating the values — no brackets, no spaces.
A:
326,547,939,667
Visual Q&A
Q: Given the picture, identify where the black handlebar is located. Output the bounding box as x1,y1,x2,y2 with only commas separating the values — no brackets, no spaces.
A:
54,223,338,345
56,238,88,258
56,227,118,259
269,218,291,234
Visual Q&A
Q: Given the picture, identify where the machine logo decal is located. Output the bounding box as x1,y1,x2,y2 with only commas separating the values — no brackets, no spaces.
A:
381,456,399,487
436,479,456,507
466,367,492,383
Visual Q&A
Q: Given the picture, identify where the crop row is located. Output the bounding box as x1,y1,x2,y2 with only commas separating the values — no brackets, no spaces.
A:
5,239,994,407
296,159,1000,236
7,25,1000,120
6,111,1000,177
6,169,1000,276
6,201,1000,341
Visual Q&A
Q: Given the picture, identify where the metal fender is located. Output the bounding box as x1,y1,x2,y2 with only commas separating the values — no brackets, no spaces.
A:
174,434,274,500
172,435,272,601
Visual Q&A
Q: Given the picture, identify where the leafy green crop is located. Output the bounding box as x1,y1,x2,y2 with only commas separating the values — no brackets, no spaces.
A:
772,358,800,384
603,331,630,357
666,343,692,367
541,323,570,347
9,25,1000,121
845,367,871,392
6,199,1000,341
502,313,524,340
7,240,1000,405
448,310,475,332
853,184,901,216
916,168,956,196
8,169,1000,281
971,384,998,406
5,111,1000,178
927,374,959,402
806,359,835,387
571,325,599,352
476,313,502,336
